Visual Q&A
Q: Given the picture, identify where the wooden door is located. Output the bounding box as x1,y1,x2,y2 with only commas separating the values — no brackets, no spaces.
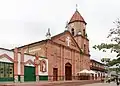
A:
65,63,72,80
53,68,58,81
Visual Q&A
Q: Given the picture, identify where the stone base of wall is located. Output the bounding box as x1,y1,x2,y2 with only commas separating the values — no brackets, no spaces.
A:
14,75,18,83
20,76,24,83
36,75,39,82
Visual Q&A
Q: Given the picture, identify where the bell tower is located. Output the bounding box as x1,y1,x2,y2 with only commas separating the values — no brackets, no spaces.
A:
66,9,87,37
66,7,90,70
66,8,89,55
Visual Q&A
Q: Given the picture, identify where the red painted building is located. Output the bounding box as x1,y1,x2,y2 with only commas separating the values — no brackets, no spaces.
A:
17,9,90,81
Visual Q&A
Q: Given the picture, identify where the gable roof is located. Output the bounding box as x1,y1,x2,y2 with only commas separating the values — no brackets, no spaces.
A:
16,39,48,49
51,30,81,51
68,10,87,25
16,30,82,52
0,54,14,62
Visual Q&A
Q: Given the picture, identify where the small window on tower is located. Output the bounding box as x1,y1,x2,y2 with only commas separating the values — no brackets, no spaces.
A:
83,29,85,37
71,28,74,35
84,44,86,53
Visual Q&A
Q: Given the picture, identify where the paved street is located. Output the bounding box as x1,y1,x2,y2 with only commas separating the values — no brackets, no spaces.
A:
0,80,100,86
0,82,117,86
48,82,118,86
1,80,117,86
81,82,117,86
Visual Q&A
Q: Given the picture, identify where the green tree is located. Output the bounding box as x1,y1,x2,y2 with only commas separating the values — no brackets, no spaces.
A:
101,58,110,65
108,57,120,66
101,58,110,72
93,19,120,58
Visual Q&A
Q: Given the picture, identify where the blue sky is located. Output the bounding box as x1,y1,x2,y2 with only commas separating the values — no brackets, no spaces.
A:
0,0,119,61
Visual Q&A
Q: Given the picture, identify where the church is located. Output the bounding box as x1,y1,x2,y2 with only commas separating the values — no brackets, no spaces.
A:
0,8,90,82
17,9,90,81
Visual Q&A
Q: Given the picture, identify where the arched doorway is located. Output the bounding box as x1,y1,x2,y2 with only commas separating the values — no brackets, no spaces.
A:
65,63,72,80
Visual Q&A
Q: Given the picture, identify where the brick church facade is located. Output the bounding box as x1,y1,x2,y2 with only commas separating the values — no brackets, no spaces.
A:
18,9,90,81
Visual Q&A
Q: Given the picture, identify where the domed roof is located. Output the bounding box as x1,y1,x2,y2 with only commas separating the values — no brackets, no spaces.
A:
68,10,87,25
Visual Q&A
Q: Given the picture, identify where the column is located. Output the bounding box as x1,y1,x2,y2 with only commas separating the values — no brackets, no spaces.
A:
60,45,63,80
71,49,73,80
35,54,39,82
63,46,65,80
72,50,75,80
20,48,24,82
14,47,18,83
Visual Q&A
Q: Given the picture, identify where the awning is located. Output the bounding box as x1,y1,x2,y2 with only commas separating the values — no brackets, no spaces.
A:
89,70,96,74
77,69,96,74
77,69,90,74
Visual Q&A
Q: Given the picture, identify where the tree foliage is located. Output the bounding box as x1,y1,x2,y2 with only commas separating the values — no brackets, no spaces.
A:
108,58,120,66
93,19,120,58
101,58,110,63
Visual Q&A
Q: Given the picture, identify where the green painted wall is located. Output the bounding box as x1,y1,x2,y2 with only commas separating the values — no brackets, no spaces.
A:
0,78,14,82
39,76,48,81
24,66,36,81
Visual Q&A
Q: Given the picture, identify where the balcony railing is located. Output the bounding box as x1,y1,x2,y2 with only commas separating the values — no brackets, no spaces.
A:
90,65,105,71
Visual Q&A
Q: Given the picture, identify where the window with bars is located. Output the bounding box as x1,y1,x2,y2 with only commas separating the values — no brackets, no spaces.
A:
0,62,13,78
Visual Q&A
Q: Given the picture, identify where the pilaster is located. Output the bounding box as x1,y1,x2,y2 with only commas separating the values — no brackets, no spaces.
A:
14,47,18,82
63,46,65,80
72,50,76,80
60,45,64,80
35,54,39,82
20,48,24,82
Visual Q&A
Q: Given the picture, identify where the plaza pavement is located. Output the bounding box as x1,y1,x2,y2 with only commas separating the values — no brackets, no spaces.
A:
0,80,100,86
81,82,117,86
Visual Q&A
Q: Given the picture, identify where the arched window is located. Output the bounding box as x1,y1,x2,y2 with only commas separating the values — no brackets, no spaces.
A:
71,28,74,35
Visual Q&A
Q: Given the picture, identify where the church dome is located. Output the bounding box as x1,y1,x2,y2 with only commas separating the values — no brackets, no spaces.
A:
68,10,87,25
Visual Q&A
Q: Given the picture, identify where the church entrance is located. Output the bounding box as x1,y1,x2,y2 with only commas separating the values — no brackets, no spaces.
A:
65,63,72,80
53,68,58,81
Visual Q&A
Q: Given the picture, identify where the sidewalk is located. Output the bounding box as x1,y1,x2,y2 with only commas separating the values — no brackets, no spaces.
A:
81,82,116,86
0,80,101,86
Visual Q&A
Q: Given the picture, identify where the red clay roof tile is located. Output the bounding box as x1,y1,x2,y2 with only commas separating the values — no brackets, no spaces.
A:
69,10,86,24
